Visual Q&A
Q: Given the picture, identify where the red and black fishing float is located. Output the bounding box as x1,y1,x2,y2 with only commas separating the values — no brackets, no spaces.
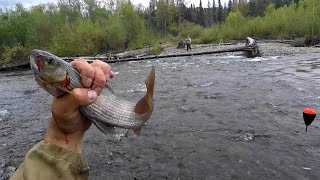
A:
303,108,317,132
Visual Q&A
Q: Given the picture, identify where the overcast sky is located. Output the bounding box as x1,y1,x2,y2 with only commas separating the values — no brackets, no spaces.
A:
0,0,228,9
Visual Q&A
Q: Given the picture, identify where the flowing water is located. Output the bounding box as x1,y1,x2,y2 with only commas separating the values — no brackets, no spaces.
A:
1,53,320,179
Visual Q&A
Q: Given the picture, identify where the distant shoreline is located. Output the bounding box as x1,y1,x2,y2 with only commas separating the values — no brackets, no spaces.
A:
161,41,320,57
1,41,320,72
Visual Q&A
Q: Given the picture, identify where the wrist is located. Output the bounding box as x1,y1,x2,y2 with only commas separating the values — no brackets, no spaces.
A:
44,118,85,154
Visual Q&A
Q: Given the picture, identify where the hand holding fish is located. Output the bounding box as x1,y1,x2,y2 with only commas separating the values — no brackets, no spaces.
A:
30,49,155,153
45,59,115,154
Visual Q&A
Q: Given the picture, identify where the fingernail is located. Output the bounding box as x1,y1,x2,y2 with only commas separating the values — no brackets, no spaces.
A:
88,90,97,100
110,71,115,78
85,78,93,87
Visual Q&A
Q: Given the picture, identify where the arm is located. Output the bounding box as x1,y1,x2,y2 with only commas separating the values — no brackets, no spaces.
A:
10,60,114,180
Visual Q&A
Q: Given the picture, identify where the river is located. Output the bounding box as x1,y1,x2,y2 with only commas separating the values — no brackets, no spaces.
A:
1,52,320,179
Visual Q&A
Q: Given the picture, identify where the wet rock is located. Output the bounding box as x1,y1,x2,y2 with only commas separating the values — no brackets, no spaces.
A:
178,106,197,112
23,89,37,95
242,133,254,141
0,132,8,137
0,110,9,121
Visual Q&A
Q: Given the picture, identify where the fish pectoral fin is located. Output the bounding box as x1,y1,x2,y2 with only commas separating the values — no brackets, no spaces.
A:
92,120,129,139
132,127,142,136
92,119,116,135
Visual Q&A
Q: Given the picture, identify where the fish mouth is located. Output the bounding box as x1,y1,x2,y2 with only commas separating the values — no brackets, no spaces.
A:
29,54,41,73
30,50,45,73
29,50,53,84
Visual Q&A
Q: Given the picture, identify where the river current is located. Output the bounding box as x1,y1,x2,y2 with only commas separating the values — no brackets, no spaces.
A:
1,53,320,179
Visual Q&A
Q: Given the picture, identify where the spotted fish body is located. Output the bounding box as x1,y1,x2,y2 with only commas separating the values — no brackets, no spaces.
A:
30,49,155,136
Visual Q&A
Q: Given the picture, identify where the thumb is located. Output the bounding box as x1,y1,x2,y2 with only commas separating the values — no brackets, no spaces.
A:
72,88,98,106
52,88,98,118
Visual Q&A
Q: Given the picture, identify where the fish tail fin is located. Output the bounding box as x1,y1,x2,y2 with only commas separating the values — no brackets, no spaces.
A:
133,66,155,135
145,66,155,101
134,66,155,115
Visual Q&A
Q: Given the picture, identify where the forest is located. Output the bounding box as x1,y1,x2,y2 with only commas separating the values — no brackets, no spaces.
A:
0,0,319,65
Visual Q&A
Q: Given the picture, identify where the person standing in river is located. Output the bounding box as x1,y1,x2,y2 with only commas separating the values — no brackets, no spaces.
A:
185,35,192,52
10,60,115,180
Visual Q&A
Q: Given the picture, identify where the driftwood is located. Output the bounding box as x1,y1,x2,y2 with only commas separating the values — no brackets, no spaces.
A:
291,36,320,47
114,48,152,59
63,45,260,63
177,40,185,49
0,62,30,71
304,36,320,46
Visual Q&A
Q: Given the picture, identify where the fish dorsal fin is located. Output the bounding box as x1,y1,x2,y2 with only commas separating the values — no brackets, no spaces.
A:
134,66,155,115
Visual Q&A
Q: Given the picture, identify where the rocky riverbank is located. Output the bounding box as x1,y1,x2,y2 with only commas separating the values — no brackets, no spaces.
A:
160,42,320,57
1,41,320,71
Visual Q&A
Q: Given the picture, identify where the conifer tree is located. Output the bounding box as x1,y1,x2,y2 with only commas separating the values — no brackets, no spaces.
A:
228,0,233,13
217,0,223,23
198,0,206,26
206,0,213,26
212,0,217,23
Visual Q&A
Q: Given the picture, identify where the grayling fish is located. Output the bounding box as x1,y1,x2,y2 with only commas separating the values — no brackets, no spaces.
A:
29,49,155,136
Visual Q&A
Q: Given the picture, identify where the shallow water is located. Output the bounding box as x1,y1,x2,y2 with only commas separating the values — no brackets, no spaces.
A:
1,53,320,179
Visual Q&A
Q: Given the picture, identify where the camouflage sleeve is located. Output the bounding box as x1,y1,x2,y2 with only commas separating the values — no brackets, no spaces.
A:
10,140,89,180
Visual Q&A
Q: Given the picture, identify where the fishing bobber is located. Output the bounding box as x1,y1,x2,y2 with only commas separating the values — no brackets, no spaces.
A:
303,108,317,132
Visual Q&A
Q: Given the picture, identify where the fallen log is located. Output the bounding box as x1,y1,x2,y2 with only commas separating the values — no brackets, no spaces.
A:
62,45,260,63
64,45,260,63
113,46,260,62
114,48,152,59
304,36,320,46
177,40,185,49
0,62,30,71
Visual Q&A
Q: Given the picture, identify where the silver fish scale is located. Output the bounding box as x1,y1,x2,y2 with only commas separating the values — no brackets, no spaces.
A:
64,62,145,129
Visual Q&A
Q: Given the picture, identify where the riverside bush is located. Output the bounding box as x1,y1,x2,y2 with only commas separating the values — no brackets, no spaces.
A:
177,22,204,40
151,44,163,55
200,0,319,41
0,45,29,66
52,20,105,56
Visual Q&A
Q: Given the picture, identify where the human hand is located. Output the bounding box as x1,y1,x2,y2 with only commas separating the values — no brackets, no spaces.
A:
44,60,115,154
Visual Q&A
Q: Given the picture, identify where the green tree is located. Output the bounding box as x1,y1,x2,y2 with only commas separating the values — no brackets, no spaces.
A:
212,0,217,23
227,0,233,12
217,0,223,23
118,2,148,47
198,0,205,26
52,20,105,56
155,0,178,36
27,4,58,50
206,0,213,26
58,0,82,23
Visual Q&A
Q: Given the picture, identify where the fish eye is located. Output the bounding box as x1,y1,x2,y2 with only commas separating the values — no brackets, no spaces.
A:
46,57,53,64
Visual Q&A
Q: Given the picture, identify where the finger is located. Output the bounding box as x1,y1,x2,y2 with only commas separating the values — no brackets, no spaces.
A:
71,60,94,88
92,60,114,80
91,63,107,95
